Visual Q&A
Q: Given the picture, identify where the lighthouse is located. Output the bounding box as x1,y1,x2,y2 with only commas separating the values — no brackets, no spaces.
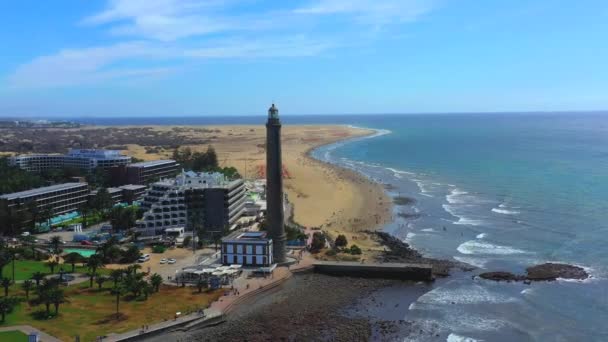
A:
265,103,287,263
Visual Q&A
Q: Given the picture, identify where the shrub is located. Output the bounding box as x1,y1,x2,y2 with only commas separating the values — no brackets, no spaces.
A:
350,245,362,255
335,234,348,248
325,249,337,257
310,232,326,253
152,245,166,254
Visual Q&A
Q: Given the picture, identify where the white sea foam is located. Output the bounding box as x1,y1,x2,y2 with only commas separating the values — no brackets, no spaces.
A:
457,240,527,255
405,232,416,243
443,205,485,226
453,255,487,268
446,189,469,204
491,208,520,215
476,233,487,239
447,334,482,342
421,228,435,232
417,284,518,305
520,288,534,295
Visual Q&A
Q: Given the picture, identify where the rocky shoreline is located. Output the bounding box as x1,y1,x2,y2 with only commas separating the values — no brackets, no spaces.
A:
365,231,474,277
479,263,589,282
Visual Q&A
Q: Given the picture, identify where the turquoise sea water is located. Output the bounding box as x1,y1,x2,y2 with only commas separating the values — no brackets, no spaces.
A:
72,113,608,340
311,113,608,341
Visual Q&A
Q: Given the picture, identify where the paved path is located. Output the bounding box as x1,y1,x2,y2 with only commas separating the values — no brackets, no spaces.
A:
104,308,223,342
0,325,62,342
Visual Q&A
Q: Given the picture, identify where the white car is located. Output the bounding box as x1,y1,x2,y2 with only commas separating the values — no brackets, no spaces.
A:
167,258,176,264
159,258,167,264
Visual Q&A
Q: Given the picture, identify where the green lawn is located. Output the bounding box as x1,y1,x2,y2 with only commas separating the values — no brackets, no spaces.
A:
0,330,28,342
1,260,110,281
1,281,222,342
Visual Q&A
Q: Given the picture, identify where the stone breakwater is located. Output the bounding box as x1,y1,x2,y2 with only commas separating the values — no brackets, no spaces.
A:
366,231,474,277
479,263,589,282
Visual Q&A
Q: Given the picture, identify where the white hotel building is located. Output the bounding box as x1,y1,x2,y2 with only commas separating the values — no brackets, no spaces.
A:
137,171,246,234
9,149,131,172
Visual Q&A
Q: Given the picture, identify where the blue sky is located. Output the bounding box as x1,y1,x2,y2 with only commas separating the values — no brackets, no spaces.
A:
1,0,607,117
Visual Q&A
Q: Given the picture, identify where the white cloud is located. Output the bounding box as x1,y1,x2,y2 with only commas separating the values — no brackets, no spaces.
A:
8,42,174,88
7,0,437,88
7,36,334,88
81,0,245,41
295,0,435,25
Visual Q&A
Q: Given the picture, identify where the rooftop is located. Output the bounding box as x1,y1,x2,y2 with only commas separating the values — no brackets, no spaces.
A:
0,182,88,200
118,184,147,191
129,160,176,168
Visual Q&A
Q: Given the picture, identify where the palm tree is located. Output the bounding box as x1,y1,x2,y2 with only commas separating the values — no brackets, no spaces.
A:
86,254,104,287
95,275,106,289
142,281,152,300
0,297,19,322
0,243,11,279
49,236,62,254
21,280,33,299
32,271,44,287
63,252,83,273
96,236,118,262
1,278,11,297
78,202,91,230
111,285,125,319
109,269,124,287
128,264,142,276
49,288,66,315
150,273,163,292
196,277,207,293
46,260,58,274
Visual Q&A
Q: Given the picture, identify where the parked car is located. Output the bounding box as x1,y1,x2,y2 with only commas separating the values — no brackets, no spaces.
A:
167,258,176,264
159,258,167,264
138,254,150,263
81,240,93,246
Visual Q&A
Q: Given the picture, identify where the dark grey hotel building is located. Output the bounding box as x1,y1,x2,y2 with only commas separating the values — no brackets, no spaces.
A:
0,182,90,228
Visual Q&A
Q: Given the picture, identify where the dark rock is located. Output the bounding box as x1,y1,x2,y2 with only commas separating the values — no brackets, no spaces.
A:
479,272,525,282
479,263,588,283
526,263,588,281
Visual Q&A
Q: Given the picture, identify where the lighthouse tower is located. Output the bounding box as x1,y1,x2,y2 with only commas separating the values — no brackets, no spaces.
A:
265,103,286,263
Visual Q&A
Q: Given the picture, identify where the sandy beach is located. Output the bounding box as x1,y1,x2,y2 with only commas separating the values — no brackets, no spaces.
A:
0,123,393,257
121,124,393,258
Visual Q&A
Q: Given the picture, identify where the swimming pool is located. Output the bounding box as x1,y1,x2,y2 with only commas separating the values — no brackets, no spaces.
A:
63,248,96,258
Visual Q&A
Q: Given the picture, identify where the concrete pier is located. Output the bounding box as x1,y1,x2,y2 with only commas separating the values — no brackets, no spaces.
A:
313,261,433,281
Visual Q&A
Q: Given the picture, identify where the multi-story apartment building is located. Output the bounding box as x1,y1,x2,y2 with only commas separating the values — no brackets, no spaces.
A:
137,172,246,235
125,160,179,185
9,149,131,173
0,182,90,228
89,184,147,206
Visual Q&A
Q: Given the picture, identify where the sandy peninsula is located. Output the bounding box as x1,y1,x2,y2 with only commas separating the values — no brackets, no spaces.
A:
122,124,392,257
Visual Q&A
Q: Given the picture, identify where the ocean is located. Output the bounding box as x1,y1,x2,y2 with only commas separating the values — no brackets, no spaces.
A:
72,113,608,341
310,113,608,341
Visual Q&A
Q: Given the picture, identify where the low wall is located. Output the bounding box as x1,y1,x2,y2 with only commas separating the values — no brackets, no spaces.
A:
313,261,433,281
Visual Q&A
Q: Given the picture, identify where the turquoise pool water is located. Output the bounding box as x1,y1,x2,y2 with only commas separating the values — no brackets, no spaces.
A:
63,248,96,258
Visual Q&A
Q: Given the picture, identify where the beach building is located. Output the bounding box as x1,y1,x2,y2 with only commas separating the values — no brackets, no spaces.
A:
136,171,246,235
221,231,273,266
125,160,179,185
9,149,131,172
89,184,147,205
0,182,90,228
118,184,147,203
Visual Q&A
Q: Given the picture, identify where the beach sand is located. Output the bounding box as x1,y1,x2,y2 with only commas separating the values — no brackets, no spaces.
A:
123,125,392,257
